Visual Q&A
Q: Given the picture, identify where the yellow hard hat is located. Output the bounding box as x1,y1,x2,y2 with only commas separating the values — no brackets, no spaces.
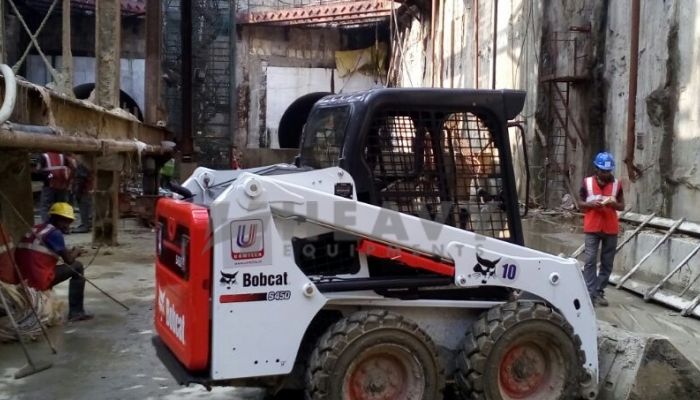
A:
49,202,75,221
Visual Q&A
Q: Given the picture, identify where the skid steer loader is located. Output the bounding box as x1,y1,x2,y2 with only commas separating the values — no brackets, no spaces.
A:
153,88,599,400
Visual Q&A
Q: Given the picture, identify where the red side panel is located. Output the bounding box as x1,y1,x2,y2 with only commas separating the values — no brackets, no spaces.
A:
357,240,455,277
154,198,211,372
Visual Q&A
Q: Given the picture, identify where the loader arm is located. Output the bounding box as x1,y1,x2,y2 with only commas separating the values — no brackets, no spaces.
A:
208,167,598,397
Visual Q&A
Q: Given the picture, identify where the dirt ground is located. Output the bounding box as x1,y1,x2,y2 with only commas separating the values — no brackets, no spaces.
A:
0,221,261,400
1,220,700,400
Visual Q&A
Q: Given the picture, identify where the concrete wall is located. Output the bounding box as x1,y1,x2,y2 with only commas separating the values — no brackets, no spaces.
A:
393,0,542,202
615,230,700,296
26,56,145,112
604,0,700,222
236,25,381,149
392,0,700,223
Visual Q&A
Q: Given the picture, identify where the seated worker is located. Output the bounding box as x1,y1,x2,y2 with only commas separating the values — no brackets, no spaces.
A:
15,202,92,322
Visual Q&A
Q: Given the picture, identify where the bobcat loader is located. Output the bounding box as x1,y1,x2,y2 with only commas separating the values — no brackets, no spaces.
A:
152,88,600,399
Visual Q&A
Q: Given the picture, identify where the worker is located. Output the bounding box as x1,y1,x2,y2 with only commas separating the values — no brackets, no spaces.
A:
578,152,625,307
159,157,193,199
72,157,93,234
36,152,75,223
15,202,93,322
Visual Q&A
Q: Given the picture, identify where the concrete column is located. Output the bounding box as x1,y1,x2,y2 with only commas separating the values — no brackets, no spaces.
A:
60,0,74,96
0,151,33,241
93,155,122,245
144,0,162,125
95,0,121,108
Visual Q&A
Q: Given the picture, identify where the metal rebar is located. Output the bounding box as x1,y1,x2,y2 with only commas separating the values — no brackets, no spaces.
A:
645,242,700,301
617,217,685,289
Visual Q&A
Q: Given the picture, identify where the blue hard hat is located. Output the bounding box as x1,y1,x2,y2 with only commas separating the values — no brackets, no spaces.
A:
593,152,615,171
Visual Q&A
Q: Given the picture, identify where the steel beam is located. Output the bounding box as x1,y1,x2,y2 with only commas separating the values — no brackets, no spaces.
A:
1,78,168,149
237,0,396,26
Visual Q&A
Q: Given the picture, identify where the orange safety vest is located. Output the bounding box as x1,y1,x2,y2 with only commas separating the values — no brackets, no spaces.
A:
583,176,620,235
0,224,19,284
42,152,72,190
14,223,60,291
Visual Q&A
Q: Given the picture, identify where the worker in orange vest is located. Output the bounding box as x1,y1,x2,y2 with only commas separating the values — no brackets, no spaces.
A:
578,152,625,307
15,202,92,322
36,152,76,223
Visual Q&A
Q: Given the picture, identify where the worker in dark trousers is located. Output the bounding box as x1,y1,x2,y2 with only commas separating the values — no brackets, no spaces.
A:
15,203,93,322
578,152,625,307
72,158,93,233
36,152,75,223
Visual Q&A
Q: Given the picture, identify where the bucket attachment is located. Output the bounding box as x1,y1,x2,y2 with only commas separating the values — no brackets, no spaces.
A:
597,321,700,400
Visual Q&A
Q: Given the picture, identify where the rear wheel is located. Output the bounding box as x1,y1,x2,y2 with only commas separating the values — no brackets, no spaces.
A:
456,302,584,400
305,310,445,400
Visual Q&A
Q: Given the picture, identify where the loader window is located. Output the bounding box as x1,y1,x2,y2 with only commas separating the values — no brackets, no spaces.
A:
441,112,510,240
300,106,351,169
363,110,511,241
365,112,443,218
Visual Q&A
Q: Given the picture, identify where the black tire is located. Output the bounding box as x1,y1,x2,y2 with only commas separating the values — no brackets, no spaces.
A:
305,310,445,400
456,302,585,400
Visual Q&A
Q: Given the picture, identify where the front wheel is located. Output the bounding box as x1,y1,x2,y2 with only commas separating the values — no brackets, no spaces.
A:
305,310,445,400
456,302,585,400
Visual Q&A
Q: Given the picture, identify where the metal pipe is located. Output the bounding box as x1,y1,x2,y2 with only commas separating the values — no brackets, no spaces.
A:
614,212,657,251
508,121,529,217
180,0,194,159
624,0,642,181
620,211,700,238
7,123,57,134
474,0,479,88
491,0,498,89
0,64,17,124
681,290,700,316
229,0,237,159
644,243,700,300
431,0,436,87
0,127,169,154
616,217,685,288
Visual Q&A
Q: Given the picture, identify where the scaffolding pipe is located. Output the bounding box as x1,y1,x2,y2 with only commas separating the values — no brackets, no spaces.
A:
180,0,194,159
624,0,642,181
0,127,168,154
491,0,497,89
474,0,479,88
0,64,17,124
616,217,685,288
620,211,700,238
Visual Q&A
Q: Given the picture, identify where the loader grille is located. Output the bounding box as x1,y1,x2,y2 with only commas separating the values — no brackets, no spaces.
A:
365,110,510,240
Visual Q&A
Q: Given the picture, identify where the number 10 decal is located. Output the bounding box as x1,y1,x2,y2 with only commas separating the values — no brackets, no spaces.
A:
501,264,518,281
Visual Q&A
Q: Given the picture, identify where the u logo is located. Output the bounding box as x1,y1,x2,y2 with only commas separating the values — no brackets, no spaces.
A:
236,224,257,248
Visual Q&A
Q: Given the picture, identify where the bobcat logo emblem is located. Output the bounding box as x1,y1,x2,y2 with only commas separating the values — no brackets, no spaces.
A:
472,255,501,284
220,271,239,289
